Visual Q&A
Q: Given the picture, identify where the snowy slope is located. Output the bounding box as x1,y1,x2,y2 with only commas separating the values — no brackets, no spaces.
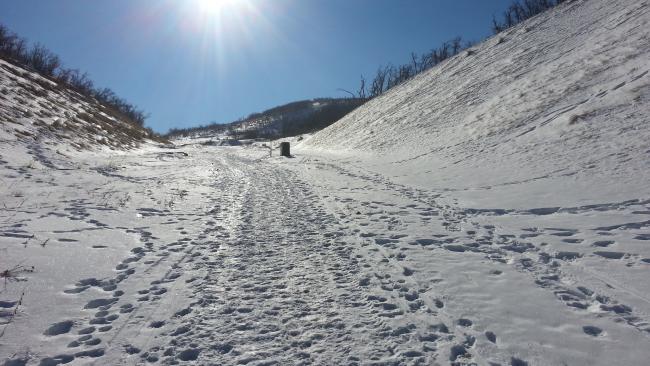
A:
303,0,650,208
0,58,162,158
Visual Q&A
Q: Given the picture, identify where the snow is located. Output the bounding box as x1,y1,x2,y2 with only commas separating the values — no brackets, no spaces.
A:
303,0,650,208
2,0,650,365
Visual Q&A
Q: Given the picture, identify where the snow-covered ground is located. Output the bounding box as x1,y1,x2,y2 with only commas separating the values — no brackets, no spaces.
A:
2,0,650,365
2,140,649,365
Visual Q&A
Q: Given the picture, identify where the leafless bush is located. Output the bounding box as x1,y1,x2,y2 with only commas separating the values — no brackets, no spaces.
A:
1,264,34,288
492,0,567,33
0,23,150,130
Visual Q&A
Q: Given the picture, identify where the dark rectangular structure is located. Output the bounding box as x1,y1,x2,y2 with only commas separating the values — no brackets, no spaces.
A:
280,142,290,157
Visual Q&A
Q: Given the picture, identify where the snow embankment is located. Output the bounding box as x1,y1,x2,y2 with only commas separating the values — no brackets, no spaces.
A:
288,1,650,363
302,0,650,208
0,58,162,159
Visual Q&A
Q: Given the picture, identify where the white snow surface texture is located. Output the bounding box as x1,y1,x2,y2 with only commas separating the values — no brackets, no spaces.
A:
304,0,650,209
1,0,650,365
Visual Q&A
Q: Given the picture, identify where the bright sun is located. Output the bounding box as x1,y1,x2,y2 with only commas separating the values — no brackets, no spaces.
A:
178,0,255,39
195,0,240,16
173,0,274,74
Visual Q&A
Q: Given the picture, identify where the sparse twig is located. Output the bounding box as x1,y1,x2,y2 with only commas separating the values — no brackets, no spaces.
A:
0,287,26,339
1,263,35,288
116,192,131,208
20,234,35,248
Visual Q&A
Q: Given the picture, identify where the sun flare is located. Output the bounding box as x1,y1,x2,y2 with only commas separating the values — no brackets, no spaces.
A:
195,0,240,17
170,0,283,77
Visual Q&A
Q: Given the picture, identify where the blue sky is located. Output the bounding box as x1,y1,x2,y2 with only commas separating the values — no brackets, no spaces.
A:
0,0,512,132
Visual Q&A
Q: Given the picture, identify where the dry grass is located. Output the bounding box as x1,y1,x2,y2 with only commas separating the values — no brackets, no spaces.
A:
1,264,34,287
1,60,170,150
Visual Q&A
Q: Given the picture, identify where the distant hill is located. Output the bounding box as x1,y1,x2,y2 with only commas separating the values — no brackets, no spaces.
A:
165,97,365,140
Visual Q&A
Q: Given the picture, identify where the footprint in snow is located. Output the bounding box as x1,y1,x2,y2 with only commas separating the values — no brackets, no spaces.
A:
592,240,614,247
43,320,74,336
485,331,497,343
582,325,603,336
593,251,625,259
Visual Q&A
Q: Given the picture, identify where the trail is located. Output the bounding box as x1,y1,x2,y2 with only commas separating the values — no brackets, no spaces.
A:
2,145,650,366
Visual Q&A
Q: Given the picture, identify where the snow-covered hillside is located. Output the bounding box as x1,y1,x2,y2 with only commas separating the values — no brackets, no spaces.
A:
1,0,649,365
0,59,162,155
303,0,649,207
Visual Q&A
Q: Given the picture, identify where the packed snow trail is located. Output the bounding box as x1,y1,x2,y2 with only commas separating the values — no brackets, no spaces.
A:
136,151,382,364
2,145,650,365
